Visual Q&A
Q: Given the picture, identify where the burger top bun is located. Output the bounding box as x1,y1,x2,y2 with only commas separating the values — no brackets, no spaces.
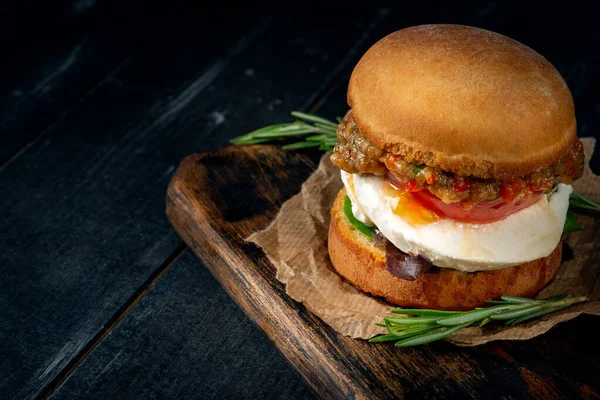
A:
348,24,577,179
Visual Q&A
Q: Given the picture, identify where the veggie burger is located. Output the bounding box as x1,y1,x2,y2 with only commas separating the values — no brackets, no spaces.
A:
328,24,584,310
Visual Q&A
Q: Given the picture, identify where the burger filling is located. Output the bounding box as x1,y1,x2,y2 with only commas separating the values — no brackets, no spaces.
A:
331,111,584,207
333,110,583,277
341,171,572,274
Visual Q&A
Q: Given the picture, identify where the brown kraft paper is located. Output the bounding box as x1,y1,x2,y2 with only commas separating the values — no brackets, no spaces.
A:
247,138,600,345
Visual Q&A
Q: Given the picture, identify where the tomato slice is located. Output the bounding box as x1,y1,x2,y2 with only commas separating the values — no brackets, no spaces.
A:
411,189,541,223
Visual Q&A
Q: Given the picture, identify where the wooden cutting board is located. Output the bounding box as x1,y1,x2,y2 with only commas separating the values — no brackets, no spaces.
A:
166,145,599,399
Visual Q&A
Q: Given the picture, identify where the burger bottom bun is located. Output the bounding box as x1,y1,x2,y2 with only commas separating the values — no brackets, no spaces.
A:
328,189,562,310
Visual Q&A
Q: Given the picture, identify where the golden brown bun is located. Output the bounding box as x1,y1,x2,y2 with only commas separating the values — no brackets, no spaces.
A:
328,189,562,310
348,24,576,180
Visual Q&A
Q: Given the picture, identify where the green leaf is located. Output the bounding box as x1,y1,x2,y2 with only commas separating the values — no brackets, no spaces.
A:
343,195,373,239
402,325,440,335
412,167,422,174
563,211,583,233
395,324,469,347
490,305,542,320
305,133,335,141
391,309,461,316
290,111,338,127
384,316,441,325
252,126,317,138
230,122,305,144
506,305,564,325
313,122,338,132
384,319,411,336
368,334,404,343
436,306,511,326
500,296,537,304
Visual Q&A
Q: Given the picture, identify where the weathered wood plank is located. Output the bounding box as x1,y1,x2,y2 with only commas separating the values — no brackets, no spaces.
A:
164,144,599,399
0,11,388,399
0,3,150,166
0,16,259,399
49,250,315,400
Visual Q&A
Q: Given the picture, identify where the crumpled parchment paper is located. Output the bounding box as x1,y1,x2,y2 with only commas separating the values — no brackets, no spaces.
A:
248,138,600,345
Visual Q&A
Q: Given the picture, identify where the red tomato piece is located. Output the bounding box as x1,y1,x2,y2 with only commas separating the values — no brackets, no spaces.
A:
411,189,541,223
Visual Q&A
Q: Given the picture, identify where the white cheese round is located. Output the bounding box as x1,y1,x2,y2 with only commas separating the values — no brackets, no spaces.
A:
341,171,571,272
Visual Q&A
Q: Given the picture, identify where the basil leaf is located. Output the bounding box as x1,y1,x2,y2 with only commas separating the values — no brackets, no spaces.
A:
563,210,583,233
343,195,373,239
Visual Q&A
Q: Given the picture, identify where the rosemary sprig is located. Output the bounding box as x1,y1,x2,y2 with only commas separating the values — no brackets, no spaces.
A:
569,192,600,213
369,295,588,347
230,111,338,151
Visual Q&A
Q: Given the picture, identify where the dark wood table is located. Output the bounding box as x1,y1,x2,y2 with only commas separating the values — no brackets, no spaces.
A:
2,3,599,399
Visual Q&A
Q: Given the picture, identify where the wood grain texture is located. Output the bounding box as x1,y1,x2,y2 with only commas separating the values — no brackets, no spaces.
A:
167,145,600,399
0,16,260,399
49,250,314,400
0,10,390,399
0,3,146,166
